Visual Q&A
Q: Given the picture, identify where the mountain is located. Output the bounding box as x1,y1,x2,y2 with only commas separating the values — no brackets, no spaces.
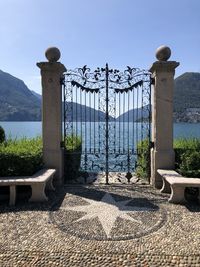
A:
31,90,42,100
112,72,200,123
0,69,113,121
116,105,150,122
65,102,115,121
174,72,200,122
117,72,200,123
0,70,41,121
0,69,200,122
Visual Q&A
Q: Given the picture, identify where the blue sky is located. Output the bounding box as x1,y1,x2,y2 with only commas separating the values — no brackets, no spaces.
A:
0,0,200,94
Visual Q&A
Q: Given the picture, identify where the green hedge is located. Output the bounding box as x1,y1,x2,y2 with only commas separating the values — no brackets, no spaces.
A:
0,134,82,179
135,138,200,180
0,137,43,176
135,139,151,180
0,126,5,144
64,135,82,182
174,138,200,178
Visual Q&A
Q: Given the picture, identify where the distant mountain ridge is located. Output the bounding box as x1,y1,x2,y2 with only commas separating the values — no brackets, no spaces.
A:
31,90,42,100
174,72,200,122
116,105,150,122
65,102,114,121
0,70,200,122
0,70,41,121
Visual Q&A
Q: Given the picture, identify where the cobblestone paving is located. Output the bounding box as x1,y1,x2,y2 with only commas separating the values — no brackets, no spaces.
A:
0,183,200,266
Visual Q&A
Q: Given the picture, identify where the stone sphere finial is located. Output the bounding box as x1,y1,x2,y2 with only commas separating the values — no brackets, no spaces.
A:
155,45,171,61
45,47,61,62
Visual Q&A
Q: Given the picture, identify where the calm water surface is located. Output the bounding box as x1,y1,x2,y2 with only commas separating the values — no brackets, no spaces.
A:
0,121,200,140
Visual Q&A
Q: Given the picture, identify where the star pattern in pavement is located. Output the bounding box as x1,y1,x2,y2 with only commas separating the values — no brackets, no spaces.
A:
61,193,148,238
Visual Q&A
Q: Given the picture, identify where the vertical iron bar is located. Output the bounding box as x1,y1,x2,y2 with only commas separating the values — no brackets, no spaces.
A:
63,77,66,145
125,90,132,183
84,90,87,171
148,75,152,183
76,85,78,148
119,93,121,154
80,87,83,171
140,81,144,179
63,77,66,180
80,87,82,146
94,92,96,154
135,86,139,169
98,88,100,154
128,90,130,173
141,81,144,143
72,83,74,150
105,63,109,184
123,92,125,154
114,89,116,155
70,82,73,156
132,90,135,154
136,87,139,144
89,92,92,153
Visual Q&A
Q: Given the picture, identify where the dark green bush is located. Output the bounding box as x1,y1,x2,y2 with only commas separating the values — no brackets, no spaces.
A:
174,138,200,178
64,135,82,182
135,138,200,182
0,137,43,176
135,139,151,180
174,138,200,201
0,126,5,144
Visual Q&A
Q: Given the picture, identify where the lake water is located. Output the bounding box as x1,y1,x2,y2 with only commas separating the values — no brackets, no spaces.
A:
0,121,200,140
1,121,200,172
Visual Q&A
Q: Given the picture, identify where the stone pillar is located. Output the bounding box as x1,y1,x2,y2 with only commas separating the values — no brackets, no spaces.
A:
37,47,66,186
150,46,179,188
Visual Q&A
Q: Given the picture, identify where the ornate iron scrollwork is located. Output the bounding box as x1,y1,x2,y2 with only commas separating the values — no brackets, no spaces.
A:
63,64,151,183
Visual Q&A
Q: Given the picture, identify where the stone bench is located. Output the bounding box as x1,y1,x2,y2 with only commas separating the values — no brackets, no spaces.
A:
158,169,200,204
0,168,56,206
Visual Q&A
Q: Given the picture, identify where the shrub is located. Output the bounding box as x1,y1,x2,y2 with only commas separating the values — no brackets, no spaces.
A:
64,135,82,182
174,138,200,201
135,138,200,181
174,138,200,178
135,139,151,180
0,137,43,176
0,126,5,144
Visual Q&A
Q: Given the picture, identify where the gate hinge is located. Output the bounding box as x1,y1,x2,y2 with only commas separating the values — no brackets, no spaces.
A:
60,76,65,86
60,141,65,148
150,141,154,149
150,77,155,85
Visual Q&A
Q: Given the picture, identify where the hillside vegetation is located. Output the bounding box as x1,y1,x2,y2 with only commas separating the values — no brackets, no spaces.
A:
174,72,200,122
0,70,41,121
174,72,200,112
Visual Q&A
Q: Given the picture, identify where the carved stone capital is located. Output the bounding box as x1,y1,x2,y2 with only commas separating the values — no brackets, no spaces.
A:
149,61,180,75
37,62,66,73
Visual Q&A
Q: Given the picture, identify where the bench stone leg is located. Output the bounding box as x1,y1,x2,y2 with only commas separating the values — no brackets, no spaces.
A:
168,186,186,204
46,176,55,191
9,185,16,206
160,178,171,194
29,183,48,202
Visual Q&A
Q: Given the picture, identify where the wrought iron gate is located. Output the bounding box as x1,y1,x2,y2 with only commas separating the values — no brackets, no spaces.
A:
62,64,151,184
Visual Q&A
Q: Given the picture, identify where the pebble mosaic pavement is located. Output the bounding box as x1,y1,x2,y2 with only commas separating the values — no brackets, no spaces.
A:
0,178,200,266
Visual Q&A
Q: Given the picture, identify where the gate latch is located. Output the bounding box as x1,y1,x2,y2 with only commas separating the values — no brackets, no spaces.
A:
150,77,155,85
